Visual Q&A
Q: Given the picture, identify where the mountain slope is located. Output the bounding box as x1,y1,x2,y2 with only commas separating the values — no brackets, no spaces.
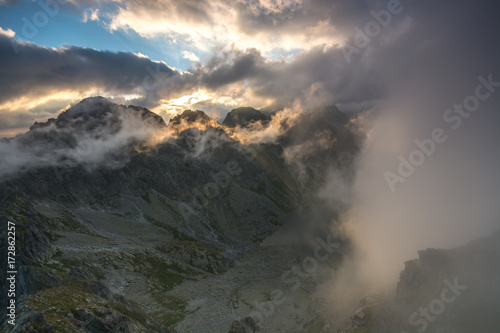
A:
222,107,271,128
0,97,359,332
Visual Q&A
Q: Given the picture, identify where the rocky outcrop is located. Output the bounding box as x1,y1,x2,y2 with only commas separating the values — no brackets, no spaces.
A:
0,192,57,328
228,317,258,333
370,231,500,333
12,267,174,333
156,242,234,274
26,96,166,143
169,110,217,127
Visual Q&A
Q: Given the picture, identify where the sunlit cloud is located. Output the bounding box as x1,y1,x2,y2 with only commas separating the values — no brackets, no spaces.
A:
243,0,303,15
0,127,28,138
82,8,100,23
152,89,241,120
105,0,345,56
182,50,200,62
0,26,15,38
0,88,104,131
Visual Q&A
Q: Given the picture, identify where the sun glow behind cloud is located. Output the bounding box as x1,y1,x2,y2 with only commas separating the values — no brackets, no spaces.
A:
152,89,241,119
0,0,378,134
0,86,155,135
105,0,345,57
0,90,96,113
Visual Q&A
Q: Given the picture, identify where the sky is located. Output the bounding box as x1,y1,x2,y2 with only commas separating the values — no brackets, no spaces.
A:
0,0,500,140
0,0,398,136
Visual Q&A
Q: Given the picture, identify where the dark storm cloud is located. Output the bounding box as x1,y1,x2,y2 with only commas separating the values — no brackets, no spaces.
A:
198,48,267,88
232,0,371,37
0,33,188,130
187,44,385,110
0,34,178,103
0,0,413,131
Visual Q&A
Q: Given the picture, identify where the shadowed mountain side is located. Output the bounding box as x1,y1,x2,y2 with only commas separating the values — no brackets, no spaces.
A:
222,107,271,128
169,110,218,127
332,231,500,333
0,97,359,332
372,231,500,333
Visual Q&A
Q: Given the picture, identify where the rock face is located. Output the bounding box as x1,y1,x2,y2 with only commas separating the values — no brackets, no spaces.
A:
228,317,257,333
370,231,500,333
169,110,218,127
222,107,271,128
28,96,166,139
0,98,359,332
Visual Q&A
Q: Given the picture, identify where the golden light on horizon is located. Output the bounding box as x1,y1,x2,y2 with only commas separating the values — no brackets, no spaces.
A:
0,127,29,138
0,89,100,113
152,90,241,120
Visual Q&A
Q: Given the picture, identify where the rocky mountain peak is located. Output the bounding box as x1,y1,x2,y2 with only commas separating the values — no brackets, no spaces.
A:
29,97,166,134
169,109,217,127
222,107,271,128
59,96,114,118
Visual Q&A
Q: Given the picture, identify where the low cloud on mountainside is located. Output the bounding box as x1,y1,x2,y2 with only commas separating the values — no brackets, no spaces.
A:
0,98,170,179
0,97,338,181
316,1,500,320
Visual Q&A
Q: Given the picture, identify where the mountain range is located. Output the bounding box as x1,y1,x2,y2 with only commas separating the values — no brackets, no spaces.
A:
0,97,358,332
1,97,499,333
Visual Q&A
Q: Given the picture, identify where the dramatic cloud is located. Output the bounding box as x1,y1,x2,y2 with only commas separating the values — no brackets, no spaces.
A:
0,27,384,134
105,0,344,55
182,50,200,62
3,0,431,135
316,0,500,324
7,0,491,136
0,33,180,132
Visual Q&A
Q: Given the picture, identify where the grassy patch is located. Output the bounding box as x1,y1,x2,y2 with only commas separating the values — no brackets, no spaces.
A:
152,295,188,328
24,279,99,329
132,252,199,292
43,249,80,277
149,257,193,290
24,278,154,331
88,266,106,281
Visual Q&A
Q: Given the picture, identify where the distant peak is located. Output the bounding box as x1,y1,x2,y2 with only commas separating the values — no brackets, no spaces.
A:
59,96,115,119
169,110,217,126
80,96,107,103
222,107,270,128
29,97,165,132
